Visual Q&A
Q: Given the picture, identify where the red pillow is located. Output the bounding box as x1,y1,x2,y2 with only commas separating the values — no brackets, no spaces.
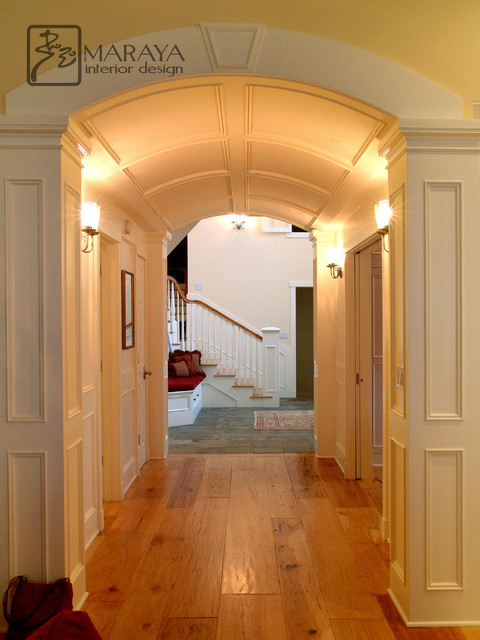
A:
169,360,190,377
171,353,195,375
26,611,102,640
190,350,204,374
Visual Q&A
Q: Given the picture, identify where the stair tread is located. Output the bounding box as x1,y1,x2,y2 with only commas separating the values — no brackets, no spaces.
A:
233,384,255,388
251,394,273,398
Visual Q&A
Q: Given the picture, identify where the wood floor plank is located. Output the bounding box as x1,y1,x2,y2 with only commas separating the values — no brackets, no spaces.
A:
163,497,229,617
317,458,370,508
217,595,288,640
221,468,280,594
352,541,390,594
265,458,299,518
298,497,383,619
156,618,217,640
232,455,268,471
197,456,232,498
284,455,328,499
460,630,480,640
82,602,124,640
335,506,381,543
86,497,168,601
106,507,193,640
273,518,335,640
331,619,396,640
166,456,206,508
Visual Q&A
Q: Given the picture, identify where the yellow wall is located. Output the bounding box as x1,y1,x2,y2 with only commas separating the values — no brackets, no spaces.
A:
2,0,479,115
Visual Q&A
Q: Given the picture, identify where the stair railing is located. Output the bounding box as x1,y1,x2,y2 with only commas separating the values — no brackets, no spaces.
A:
167,276,265,394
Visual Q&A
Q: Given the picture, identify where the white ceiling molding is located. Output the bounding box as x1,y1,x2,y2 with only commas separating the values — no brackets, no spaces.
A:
200,23,266,72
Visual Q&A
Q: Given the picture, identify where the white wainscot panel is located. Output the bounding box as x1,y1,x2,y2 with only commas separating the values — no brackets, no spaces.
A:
8,453,46,580
279,350,287,392
426,449,463,590
82,412,95,519
425,182,463,420
6,180,44,421
391,438,406,584
64,184,82,420
66,440,84,582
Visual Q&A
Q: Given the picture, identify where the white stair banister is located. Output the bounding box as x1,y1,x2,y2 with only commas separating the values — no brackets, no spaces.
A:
167,277,281,405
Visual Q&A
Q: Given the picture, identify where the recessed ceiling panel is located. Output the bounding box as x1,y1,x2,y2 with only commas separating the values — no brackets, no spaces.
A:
150,175,232,215
248,141,347,194
127,141,228,192
248,85,379,164
247,175,329,214
87,84,224,162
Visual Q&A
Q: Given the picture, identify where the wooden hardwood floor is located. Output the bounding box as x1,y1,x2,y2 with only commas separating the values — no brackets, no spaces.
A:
83,455,478,640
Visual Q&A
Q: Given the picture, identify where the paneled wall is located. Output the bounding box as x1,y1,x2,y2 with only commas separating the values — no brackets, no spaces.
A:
381,122,480,625
0,118,87,617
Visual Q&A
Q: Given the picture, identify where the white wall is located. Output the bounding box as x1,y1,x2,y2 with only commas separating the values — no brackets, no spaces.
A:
187,216,313,396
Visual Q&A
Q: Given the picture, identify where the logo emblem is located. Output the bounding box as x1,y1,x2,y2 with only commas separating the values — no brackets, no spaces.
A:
27,25,82,86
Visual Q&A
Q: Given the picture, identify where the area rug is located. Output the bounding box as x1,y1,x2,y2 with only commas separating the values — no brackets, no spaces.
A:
254,410,314,431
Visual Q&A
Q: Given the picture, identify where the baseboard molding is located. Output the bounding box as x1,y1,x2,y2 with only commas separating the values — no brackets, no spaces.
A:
335,456,346,474
75,590,89,611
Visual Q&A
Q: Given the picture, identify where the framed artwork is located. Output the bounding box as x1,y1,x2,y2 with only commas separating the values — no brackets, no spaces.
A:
121,270,135,349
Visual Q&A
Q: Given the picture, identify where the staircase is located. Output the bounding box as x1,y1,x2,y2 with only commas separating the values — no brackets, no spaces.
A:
167,276,280,407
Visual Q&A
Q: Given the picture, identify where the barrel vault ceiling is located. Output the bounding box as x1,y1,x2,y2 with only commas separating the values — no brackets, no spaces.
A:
74,74,396,232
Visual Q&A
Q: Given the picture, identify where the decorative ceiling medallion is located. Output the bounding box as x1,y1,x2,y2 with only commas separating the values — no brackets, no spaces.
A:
200,23,266,72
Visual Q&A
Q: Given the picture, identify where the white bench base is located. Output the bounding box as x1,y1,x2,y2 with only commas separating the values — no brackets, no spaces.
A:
168,382,203,427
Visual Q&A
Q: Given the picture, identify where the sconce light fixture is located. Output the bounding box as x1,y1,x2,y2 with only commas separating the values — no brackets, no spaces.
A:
375,199,391,252
231,213,247,230
326,247,345,279
81,201,100,253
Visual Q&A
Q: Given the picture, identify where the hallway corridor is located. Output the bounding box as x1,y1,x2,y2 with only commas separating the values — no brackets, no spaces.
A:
83,455,476,639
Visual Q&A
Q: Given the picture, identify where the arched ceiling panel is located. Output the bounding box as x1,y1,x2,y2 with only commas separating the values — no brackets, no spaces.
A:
247,175,329,215
246,85,384,165
83,83,225,165
127,140,228,192
149,175,233,216
247,140,347,195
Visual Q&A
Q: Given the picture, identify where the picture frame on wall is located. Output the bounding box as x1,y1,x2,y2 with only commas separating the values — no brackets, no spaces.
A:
121,270,135,349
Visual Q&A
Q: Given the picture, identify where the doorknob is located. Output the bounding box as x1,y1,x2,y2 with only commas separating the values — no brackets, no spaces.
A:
143,367,152,379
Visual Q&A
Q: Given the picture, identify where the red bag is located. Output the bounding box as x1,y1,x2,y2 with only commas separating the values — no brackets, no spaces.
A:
3,576,73,640
26,611,103,640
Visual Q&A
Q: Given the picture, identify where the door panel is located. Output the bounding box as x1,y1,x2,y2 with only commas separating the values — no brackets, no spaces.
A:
136,254,147,469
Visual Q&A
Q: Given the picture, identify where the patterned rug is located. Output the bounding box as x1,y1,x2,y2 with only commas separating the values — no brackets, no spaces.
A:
254,410,314,431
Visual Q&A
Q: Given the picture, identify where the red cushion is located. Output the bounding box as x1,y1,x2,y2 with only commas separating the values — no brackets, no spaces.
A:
168,374,205,392
26,611,102,639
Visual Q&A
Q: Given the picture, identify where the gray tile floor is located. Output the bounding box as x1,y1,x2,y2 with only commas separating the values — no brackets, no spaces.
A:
168,397,314,454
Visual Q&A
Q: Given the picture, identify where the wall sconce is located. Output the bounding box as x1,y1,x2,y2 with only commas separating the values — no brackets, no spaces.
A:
231,213,247,230
326,247,345,279
375,199,391,252
81,201,100,253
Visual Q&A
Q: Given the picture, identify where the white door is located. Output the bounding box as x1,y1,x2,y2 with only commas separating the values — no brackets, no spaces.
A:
136,254,147,469
356,241,383,479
